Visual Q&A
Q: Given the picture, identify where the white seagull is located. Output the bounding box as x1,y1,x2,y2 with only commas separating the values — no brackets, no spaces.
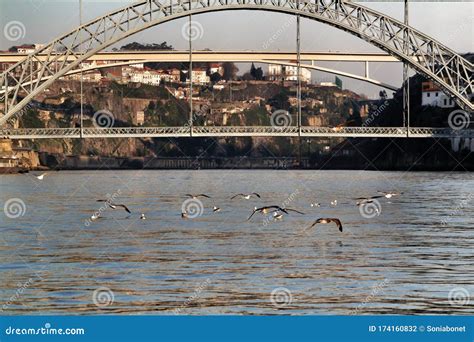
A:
90,213,101,221
273,212,284,220
96,199,132,214
231,193,261,200
36,172,48,180
378,191,403,199
307,218,343,232
185,194,211,199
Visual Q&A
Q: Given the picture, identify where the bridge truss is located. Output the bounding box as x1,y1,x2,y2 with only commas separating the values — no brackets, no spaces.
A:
1,127,474,139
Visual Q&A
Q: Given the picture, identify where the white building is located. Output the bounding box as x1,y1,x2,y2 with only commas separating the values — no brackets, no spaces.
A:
320,82,336,87
421,81,455,108
134,111,145,125
130,69,161,86
156,69,181,83
130,63,144,69
185,69,210,84
267,64,311,83
65,71,102,82
16,44,44,54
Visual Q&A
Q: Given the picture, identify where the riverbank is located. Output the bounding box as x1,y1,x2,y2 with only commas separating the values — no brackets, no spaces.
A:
28,153,474,171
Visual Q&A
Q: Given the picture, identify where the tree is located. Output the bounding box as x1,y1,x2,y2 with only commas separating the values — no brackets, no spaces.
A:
120,42,173,51
250,63,257,79
210,72,222,83
268,89,290,111
222,62,239,81
241,72,254,81
180,70,187,83
249,63,264,80
254,67,264,80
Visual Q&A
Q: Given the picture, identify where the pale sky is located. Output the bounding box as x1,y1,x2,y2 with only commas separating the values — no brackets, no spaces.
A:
1,0,473,98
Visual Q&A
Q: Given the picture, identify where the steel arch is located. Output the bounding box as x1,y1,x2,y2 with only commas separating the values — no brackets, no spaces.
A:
0,0,472,127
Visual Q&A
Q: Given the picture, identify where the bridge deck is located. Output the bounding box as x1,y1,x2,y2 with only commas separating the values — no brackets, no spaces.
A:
0,51,399,63
0,127,472,139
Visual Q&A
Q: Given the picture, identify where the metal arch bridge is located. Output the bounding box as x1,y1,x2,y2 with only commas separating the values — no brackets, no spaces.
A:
0,0,472,138
1,127,474,139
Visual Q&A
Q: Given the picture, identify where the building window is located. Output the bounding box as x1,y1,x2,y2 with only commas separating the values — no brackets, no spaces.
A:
444,99,447,105
427,93,430,97
435,92,439,97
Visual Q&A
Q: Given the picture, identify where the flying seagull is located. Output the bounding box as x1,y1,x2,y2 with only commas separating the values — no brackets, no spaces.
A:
378,191,403,199
231,193,261,200
307,218,343,232
354,196,384,206
90,213,103,221
330,200,338,207
35,172,48,180
185,194,211,199
140,213,146,220
247,206,305,221
96,199,131,214
273,212,284,220
213,206,221,213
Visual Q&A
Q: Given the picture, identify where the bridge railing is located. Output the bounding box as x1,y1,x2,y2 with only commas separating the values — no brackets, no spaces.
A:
1,126,474,138
0,0,472,128
300,127,408,137
192,126,300,136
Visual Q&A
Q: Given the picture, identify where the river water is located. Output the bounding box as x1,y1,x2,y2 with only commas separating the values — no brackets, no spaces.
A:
0,170,473,315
